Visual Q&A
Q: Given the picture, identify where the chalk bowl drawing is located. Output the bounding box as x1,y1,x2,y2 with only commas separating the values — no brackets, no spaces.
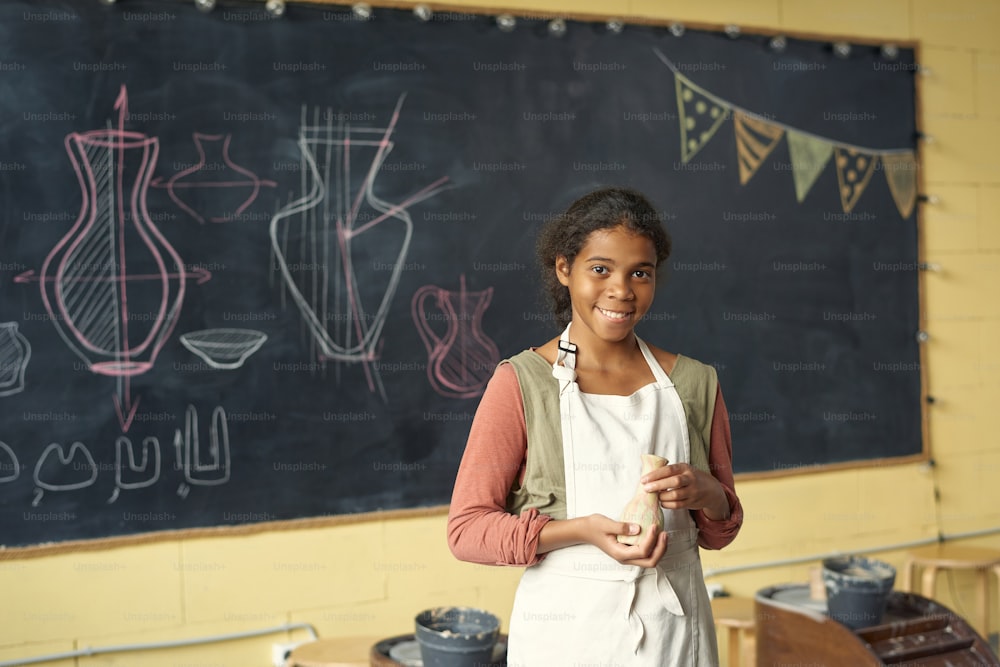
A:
33,442,98,503
174,404,231,487
412,275,500,399
0,322,30,397
0,441,20,483
270,95,448,399
151,132,276,224
108,434,161,503
179,328,268,369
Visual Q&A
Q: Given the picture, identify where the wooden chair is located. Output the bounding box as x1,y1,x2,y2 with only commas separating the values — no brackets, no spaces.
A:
902,543,1000,639
711,596,757,667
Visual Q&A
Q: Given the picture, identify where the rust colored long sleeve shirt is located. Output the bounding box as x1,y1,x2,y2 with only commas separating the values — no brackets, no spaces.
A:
448,362,743,566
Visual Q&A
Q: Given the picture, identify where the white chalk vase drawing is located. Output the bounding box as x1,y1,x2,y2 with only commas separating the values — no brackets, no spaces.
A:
617,454,668,545
269,97,447,398
33,442,99,492
0,322,31,397
0,441,20,483
411,275,500,399
39,86,186,378
174,404,231,486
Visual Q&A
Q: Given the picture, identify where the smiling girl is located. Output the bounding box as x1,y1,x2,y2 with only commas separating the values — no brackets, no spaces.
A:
448,187,743,665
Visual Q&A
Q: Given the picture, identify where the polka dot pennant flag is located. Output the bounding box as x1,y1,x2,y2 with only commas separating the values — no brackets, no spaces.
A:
834,147,878,214
675,72,730,163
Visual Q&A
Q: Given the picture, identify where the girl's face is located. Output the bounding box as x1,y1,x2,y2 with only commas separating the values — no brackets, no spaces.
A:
555,225,657,345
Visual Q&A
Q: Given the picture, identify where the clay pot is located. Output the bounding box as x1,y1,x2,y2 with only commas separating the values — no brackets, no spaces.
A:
617,454,668,545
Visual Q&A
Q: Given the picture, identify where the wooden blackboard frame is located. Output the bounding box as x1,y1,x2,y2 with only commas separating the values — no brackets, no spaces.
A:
0,0,928,555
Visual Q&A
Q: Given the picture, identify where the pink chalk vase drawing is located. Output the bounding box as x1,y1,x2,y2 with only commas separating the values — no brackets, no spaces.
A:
36,86,187,379
151,132,276,224
412,275,500,399
269,95,448,398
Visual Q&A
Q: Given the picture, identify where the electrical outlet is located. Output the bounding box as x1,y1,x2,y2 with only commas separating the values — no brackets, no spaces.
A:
706,583,725,598
271,641,304,667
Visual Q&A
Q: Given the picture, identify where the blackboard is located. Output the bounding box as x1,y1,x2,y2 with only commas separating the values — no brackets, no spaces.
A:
0,0,922,550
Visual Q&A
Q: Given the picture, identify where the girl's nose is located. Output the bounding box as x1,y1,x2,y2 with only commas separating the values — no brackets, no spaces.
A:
607,275,635,300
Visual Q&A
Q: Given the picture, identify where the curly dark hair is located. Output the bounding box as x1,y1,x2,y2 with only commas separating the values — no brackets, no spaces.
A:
536,187,672,329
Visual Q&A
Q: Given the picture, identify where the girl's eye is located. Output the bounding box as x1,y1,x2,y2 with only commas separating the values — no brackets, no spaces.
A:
591,265,607,275
633,270,650,279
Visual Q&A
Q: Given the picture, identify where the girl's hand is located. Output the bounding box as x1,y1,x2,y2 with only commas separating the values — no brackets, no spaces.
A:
583,514,668,568
640,463,730,521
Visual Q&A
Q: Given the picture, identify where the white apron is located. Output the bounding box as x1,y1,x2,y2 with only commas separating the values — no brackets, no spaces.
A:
507,323,718,666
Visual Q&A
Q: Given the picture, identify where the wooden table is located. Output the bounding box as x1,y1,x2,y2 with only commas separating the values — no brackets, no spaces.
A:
286,636,380,667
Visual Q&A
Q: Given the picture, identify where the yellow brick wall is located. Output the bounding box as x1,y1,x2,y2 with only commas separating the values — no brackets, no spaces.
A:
3,1,999,665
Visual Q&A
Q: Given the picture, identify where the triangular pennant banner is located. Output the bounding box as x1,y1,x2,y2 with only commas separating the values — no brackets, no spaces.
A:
881,151,918,219
675,73,729,163
834,147,878,213
733,111,785,185
787,130,834,203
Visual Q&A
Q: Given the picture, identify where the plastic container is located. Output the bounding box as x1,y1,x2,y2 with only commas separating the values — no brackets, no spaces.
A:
822,555,896,630
414,606,500,667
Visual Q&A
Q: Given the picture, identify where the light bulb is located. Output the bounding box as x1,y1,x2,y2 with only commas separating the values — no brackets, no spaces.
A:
413,4,433,21
496,14,516,32
265,0,286,18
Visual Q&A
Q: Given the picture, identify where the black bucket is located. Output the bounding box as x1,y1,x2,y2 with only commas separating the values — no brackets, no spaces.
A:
822,555,896,630
415,606,500,667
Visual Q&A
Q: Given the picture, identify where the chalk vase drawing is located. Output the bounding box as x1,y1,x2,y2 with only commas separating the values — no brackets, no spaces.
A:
0,322,30,397
617,454,668,545
40,114,186,377
156,133,275,224
270,114,410,364
412,277,500,399
270,100,447,398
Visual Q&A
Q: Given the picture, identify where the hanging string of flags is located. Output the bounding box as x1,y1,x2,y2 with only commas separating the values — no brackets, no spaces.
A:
654,48,918,218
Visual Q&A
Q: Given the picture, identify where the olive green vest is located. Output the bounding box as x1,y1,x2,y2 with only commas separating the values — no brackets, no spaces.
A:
503,350,718,520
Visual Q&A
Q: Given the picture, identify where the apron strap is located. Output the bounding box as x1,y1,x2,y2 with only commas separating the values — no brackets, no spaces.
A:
635,334,674,388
